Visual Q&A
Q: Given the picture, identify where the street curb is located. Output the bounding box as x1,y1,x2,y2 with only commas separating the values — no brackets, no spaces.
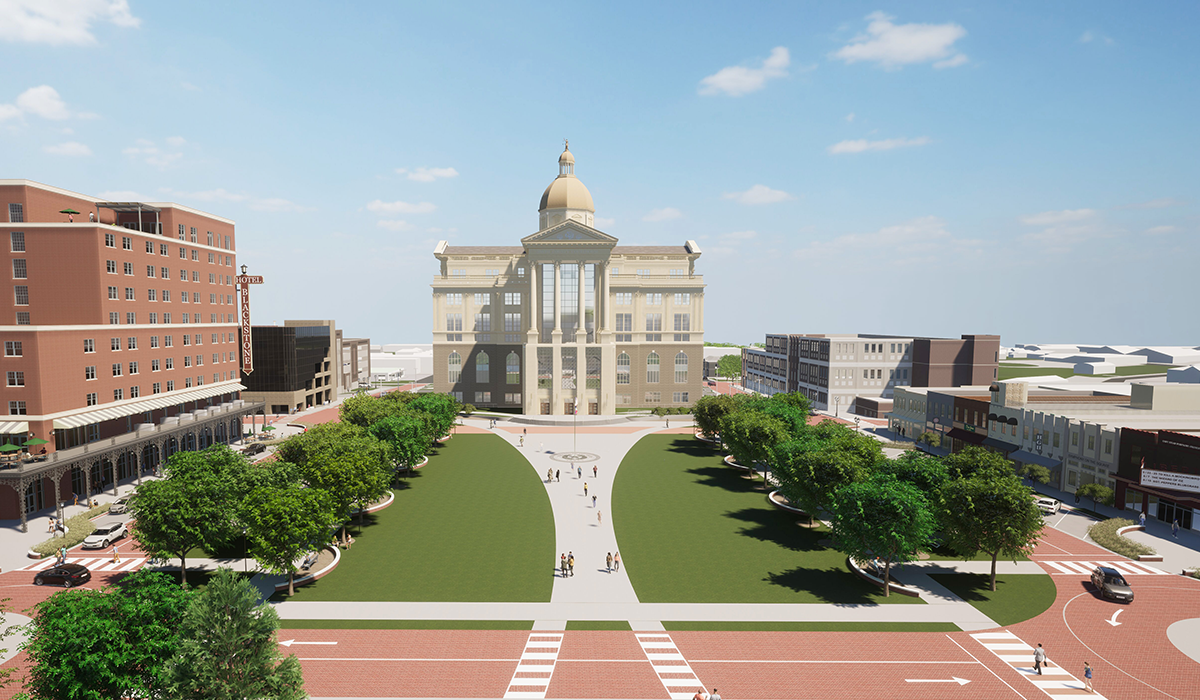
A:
1115,525,1165,561
767,490,805,515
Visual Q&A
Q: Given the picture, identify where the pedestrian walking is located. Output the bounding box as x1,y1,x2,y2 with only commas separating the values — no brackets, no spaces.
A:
577,466,582,479
568,552,575,577
666,418,670,428
112,546,120,564
584,482,588,496
1173,519,1180,538
519,436,524,447
59,546,67,564
47,517,56,533
614,552,621,571
709,688,721,700
692,689,707,700
1083,662,1093,692
555,469,560,482
597,510,602,525
547,468,553,482
1139,511,1146,528
560,553,567,578
593,465,598,478
592,494,597,507
523,428,527,436
1033,643,1047,675
606,552,613,572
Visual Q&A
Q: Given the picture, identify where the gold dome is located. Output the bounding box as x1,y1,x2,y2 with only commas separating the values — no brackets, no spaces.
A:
539,143,594,212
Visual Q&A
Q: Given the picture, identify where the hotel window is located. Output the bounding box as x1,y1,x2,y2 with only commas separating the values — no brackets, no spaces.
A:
8,204,23,223
166,358,174,369
185,377,192,388
615,313,632,343
129,361,138,375
646,352,660,383
161,267,169,279
151,359,160,371
475,391,490,403
164,335,172,347
6,371,24,386
152,382,161,394
12,259,26,279
192,271,199,282
616,352,630,384
111,337,120,351
646,293,662,305
473,293,490,306
106,260,116,274
122,236,132,250
112,363,123,377
183,356,191,368
178,224,185,240
160,243,168,256
474,312,491,332
902,368,909,380
163,313,172,323
84,364,96,380
504,292,522,305
615,292,631,305
616,394,631,405
673,313,690,342
207,231,214,246
127,336,137,350
9,400,26,415
167,380,175,391
1087,435,1095,450
1071,432,1078,447
673,392,690,403
475,352,489,383
195,354,203,366
10,232,25,251
190,227,197,243
645,313,662,342
4,341,21,356
636,269,651,277
145,241,154,254
86,392,97,406
13,286,28,305
123,262,133,275
208,273,214,283
105,233,116,247
125,287,135,301
485,269,499,277
645,391,661,403
183,334,190,346
447,351,462,383
446,313,462,342
504,312,521,332
517,267,525,277
505,392,521,404
108,286,119,300
674,352,688,383
451,269,466,278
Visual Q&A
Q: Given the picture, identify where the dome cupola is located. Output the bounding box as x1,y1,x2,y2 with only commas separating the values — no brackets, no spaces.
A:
538,140,595,230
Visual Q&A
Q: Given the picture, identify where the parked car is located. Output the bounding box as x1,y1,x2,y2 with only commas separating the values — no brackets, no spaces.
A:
1034,497,1061,515
34,562,91,588
243,442,267,456
108,495,132,514
1090,565,1134,602
82,522,127,549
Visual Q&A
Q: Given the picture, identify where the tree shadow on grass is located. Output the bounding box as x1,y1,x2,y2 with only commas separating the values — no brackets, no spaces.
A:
666,438,720,459
686,466,758,495
764,566,886,604
933,572,993,603
724,507,825,553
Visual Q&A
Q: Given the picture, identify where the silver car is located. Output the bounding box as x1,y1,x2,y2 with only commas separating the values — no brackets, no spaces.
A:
108,495,131,515
82,522,127,549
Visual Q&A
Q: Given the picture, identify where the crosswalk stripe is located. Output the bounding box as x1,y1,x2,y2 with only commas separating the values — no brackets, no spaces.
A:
1040,560,1169,575
635,632,703,700
972,632,1019,639
971,631,1108,699
1106,560,1168,575
1043,561,1081,574
503,632,563,700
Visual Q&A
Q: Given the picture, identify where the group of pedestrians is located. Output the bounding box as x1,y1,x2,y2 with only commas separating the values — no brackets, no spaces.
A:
1033,643,1095,693
691,688,720,700
559,552,575,577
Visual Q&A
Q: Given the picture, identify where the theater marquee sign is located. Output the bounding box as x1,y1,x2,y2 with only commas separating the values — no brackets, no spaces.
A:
236,270,264,374
1141,469,1200,495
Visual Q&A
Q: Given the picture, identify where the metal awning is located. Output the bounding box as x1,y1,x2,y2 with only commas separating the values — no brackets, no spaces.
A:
982,437,1020,452
948,427,987,444
96,202,162,213
0,421,29,434
1009,450,1062,469
53,383,246,429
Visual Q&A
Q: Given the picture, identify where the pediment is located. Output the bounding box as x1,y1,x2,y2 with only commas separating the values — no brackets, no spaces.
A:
522,220,618,247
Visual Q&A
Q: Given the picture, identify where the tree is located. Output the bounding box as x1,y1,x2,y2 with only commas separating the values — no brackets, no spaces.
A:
284,424,391,540
1017,463,1052,485
718,409,789,474
877,451,951,496
692,394,743,441
167,568,306,700
369,411,432,475
830,474,936,596
918,431,941,447
338,392,390,428
20,570,194,699
243,482,340,596
937,471,1044,591
942,445,1013,480
716,354,742,380
131,447,248,585
1076,482,1114,510
409,393,458,443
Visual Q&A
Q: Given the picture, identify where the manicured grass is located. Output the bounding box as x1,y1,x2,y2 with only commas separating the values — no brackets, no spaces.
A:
612,436,920,605
663,621,959,632
566,620,632,630
279,619,533,630
1110,364,1176,376
284,434,554,602
929,573,1056,627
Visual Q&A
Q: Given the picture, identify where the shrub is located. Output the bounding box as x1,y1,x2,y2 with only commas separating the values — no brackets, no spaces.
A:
1088,518,1155,559
32,503,110,556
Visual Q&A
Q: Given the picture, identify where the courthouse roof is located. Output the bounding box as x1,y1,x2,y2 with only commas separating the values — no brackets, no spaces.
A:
612,246,691,254
442,246,524,255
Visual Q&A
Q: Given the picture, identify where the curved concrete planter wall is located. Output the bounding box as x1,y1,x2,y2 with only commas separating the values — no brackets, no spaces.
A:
723,454,754,471
273,545,341,594
846,557,922,598
1115,524,1164,561
767,490,806,515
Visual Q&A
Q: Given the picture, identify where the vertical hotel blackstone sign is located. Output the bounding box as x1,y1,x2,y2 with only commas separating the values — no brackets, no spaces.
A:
236,267,264,374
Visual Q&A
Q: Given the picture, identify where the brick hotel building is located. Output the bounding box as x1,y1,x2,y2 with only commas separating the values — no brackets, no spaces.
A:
0,180,260,525
432,147,705,414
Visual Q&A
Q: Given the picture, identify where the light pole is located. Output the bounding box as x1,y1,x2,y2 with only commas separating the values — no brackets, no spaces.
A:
834,395,841,417
854,416,861,433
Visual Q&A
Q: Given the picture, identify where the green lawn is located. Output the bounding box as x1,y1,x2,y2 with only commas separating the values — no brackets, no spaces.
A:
997,366,1075,381
1110,364,1176,376
929,573,1056,626
663,621,958,632
612,436,920,605
283,434,554,602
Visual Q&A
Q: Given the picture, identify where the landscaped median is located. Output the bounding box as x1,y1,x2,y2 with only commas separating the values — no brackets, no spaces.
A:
28,503,112,558
1088,518,1157,559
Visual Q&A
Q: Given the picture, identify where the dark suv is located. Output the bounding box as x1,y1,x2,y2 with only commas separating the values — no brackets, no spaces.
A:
243,442,266,456
34,562,91,588
1090,565,1134,602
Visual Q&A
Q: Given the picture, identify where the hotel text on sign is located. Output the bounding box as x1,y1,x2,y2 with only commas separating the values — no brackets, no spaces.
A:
238,275,264,374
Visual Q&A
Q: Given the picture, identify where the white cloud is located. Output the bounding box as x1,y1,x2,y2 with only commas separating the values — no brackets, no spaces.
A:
827,136,930,154
180,82,201,92
794,216,986,265
0,85,76,122
642,207,682,222
397,167,458,182
845,112,855,122
376,220,412,231
721,230,758,241
1079,30,1114,46
0,0,140,45
1018,209,1096,226
1122,197,1185,210
44,140,91,156
699,46,790,97
832,12,967,69
249,197,310,213
0,104,21,121
1144,225,1177,235
594,217,615,228
165,135,187,147
123,139,183,168
722,184,794,206
158,187,312,213
366,199,436,215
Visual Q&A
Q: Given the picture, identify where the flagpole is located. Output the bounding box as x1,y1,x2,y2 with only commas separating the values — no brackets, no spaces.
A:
573,397,578,453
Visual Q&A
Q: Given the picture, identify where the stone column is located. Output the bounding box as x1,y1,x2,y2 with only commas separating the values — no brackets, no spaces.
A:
577,262,586,344
529,262,539,336
552,262,561,333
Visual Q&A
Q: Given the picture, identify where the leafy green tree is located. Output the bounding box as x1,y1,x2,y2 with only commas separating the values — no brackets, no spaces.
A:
243,482,339,596
771,422,883,522
369,411,432,475
339,392,390,428
937,471,1044,590
131,447,248,585
1076,482,1114,510
692,394,743,442
878,451,951,496
167,568,306,700
409,393,459,443
284,423,391,540
942,445,1013,480
830,474,937,596
20,570,194,699
918,431,941,447
719,409,789,473
1017,463,1052,485
274,421,365,466
716,354,742,379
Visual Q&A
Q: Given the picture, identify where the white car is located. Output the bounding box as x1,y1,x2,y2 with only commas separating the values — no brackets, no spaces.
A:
82,522,127,549
1035,497,1061,515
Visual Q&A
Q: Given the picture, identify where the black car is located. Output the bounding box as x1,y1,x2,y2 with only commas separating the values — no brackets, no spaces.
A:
243,442,266,456
1090,565,1134,602
34,562,91,588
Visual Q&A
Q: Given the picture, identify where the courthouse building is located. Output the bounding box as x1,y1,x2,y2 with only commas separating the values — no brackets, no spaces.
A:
432,146,705,414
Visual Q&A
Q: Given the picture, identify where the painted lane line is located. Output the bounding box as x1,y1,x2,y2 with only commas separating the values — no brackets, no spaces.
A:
944,634,1030,700
971,630,1109,700
636,633,704,700
278,639,337,647
503,632,564,700
904,677,971,685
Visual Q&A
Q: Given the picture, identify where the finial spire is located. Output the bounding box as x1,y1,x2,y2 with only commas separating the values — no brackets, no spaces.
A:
564,138,569,151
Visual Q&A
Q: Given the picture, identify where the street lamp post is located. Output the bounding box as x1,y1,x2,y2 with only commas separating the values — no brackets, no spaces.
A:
834,395,841,417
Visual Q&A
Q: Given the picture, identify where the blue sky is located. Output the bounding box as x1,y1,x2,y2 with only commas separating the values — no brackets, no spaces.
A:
3,1,1197,346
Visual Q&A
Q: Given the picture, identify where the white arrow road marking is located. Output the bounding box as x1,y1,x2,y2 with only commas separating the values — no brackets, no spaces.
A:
278,639,338,647
1106,609,1124,627
905,677,971,685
